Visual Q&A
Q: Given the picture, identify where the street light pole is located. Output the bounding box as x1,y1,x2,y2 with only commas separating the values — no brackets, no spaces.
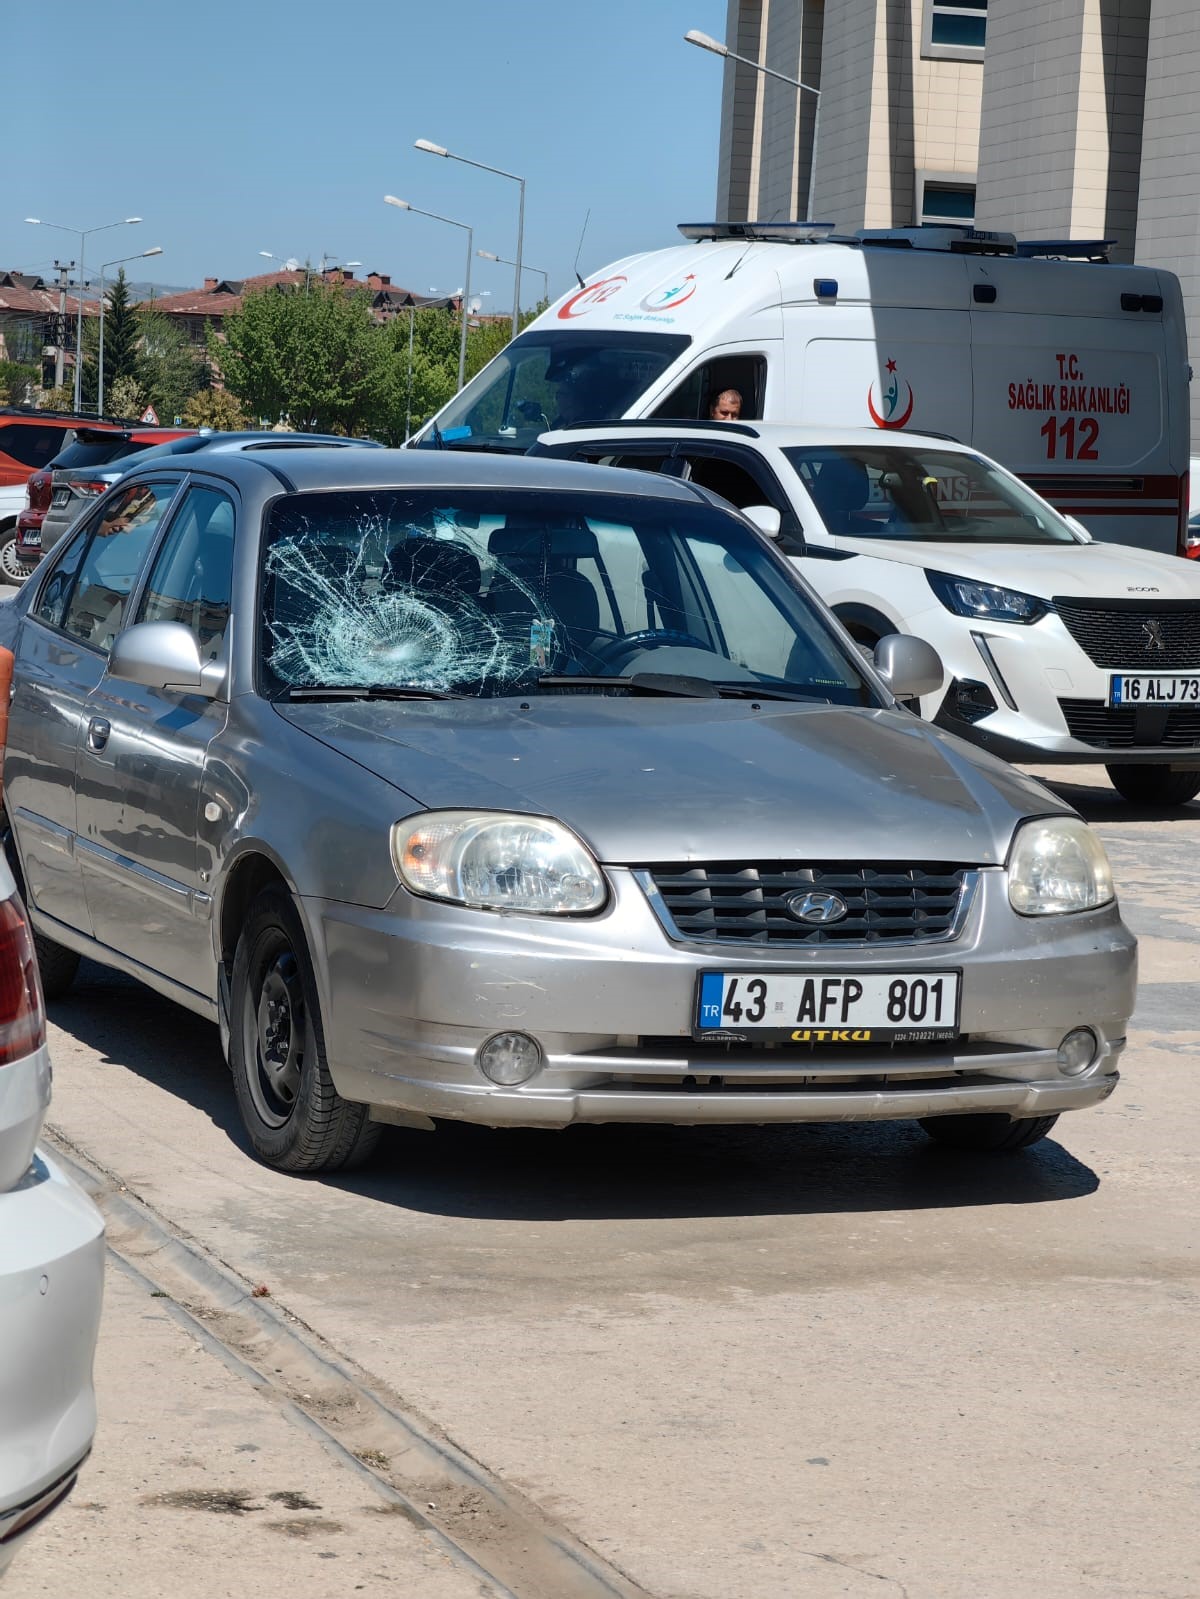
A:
478,250,548,307
415,139,525,339
25,216,141,410
384,197,473,389
684,29,822,222
98,247,163,417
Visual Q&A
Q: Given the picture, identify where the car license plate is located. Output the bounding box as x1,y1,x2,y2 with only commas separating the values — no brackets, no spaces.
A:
17,528,40,549
695,970,960,1044
51,488,70,507
1109,674,1200,706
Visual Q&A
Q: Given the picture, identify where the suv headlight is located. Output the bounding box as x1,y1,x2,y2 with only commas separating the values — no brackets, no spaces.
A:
927,569,1048,624
392,810,606,914
1008,817,1114,915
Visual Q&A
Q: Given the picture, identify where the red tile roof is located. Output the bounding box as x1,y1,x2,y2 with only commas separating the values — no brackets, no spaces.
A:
0,271,99,317
143,268,449,321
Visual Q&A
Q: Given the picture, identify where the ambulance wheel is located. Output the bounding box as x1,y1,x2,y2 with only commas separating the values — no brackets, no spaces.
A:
1105,765,1200,807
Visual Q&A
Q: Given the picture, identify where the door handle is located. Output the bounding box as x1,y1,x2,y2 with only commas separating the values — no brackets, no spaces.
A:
87,717,111,752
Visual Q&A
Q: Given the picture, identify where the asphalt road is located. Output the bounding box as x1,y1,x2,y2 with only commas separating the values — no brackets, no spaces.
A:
18,765,1200,1599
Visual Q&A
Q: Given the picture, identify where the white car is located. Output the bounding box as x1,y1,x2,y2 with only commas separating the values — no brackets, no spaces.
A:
0,854,104,1576
535,422,1200,806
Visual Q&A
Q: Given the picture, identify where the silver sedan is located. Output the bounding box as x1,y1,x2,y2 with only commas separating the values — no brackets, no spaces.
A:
0,448,1135,1172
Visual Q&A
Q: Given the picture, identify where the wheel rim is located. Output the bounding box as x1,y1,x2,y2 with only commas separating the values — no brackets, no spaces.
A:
245,946,306,1128
0,535,28,585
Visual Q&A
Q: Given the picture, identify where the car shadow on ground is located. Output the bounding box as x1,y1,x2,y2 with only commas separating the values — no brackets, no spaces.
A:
52,964,1100,1222
1038,775,1200,827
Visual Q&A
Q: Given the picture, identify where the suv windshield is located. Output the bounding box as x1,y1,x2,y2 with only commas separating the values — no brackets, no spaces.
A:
414,331,690,452
260,487,874,705
785,444,1082,545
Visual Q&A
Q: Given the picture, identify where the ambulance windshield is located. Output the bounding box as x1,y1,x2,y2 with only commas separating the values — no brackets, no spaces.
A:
785,445,1083,546
414,331,690,451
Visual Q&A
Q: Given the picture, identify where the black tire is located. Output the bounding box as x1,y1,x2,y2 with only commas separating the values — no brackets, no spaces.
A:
1105,764,1200,807
228,887,381,1173
1,818,80,999
0,526,27,587
33,933,81,1001
920,1113,1059,1152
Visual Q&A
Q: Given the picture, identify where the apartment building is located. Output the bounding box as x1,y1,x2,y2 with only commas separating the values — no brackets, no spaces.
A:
714,0,1200,440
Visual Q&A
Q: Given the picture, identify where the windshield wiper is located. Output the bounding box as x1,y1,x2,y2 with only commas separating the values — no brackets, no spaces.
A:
710,682,831,702
278,684,464,702
535,673,723,698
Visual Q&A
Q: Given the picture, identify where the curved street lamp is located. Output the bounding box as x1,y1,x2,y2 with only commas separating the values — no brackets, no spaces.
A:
415,139,525,339
477,249,548,307
684,28,823,221
25,215,141,409
384,196,473,389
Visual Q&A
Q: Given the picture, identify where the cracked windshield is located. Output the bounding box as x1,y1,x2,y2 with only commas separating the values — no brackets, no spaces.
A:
261,488,872,701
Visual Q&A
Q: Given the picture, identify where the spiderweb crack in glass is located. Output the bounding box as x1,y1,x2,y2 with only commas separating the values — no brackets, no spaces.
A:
264,515,550,694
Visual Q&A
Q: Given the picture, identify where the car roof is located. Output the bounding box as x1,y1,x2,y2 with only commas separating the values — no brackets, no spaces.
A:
536,421,975,453
127,444,710,503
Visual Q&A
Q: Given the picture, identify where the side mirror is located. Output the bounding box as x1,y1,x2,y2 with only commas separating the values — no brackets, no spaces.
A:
873,634,944,701
108,620,212,695
743,504,782,540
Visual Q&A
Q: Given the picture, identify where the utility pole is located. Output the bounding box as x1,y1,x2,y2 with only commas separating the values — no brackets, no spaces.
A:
53,260,74,391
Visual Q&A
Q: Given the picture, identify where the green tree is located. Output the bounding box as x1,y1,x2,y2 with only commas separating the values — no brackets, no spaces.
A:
106,374,145,419
182,388,249,430
218,281,389,436
136,309,207,421
0,361,39,405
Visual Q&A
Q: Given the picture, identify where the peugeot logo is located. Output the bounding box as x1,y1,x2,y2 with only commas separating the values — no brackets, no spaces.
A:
784,890,848,925
1143,620,1166,652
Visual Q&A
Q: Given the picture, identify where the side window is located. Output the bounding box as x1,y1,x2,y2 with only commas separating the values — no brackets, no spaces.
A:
60,482,177,652
136,485,235,661
681,455,769,510
651,356,767,422
0,423,64,470
34,527,89,631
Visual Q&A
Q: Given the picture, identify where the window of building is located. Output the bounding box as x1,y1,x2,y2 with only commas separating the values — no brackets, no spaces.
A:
922,0,986,59
917,175,977,226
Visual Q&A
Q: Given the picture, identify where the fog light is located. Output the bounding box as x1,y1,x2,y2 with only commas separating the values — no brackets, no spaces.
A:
477,1032,543,1086
954,677,998,724
1057,1027,1098,1076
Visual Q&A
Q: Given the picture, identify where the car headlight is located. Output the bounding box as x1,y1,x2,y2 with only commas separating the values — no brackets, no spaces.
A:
927,569,1048,624
392,810,606,914
1008,817,1114,916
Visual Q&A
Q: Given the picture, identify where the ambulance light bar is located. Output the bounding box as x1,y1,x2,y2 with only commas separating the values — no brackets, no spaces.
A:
857,227,1018,255
677,221,837,244
1015,239,1115,261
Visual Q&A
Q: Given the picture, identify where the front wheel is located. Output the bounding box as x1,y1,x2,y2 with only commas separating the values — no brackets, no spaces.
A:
1105,764,1200,807
919,1113,1059,1152
0,528,27,587
229,888,381,1173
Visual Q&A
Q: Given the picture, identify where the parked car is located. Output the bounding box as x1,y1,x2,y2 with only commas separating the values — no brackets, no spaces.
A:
0,854,105,1576
0,410,133,587
13,468,53,581
36,424,196,562
0,448,1134,1174
533,421,1200,807
25,429,381,572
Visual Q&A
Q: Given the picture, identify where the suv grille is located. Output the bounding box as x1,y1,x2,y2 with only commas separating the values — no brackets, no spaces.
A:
641,863,972,946
1059,698,1200,749
1054,599,1200,669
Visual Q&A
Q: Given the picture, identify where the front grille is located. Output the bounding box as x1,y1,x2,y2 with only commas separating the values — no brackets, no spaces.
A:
1059,698,1200,749
641,862,971,946
1054,598,1200,669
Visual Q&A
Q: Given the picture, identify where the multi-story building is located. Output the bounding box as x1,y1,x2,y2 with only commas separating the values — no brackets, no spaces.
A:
714,1,1200,444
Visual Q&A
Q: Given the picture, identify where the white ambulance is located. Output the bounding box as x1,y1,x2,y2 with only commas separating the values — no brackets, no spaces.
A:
416,222,1193,558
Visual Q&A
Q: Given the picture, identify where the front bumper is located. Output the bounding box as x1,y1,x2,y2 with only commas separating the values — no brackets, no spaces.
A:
0,1151,105,1568
308,868,1136,1130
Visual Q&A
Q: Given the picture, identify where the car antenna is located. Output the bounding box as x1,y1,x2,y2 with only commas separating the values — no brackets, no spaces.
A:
573,209,591,290
725,208,783,280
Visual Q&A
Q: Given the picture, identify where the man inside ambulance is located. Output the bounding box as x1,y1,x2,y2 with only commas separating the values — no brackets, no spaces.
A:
709,388,743,422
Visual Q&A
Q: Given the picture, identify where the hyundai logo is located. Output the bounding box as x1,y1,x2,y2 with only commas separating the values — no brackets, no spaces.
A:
784,890,848,925
1142,620,1166,652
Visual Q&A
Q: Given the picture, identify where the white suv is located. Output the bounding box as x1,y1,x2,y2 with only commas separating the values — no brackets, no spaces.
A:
535,422,1200,806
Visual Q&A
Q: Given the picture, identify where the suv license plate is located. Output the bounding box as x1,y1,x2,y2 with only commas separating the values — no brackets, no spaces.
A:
17,528,40,549
51,488,70,507
1109,674,1200,706
695,970,960,1044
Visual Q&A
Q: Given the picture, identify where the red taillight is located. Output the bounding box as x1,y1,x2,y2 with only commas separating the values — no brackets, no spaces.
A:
0,896,46,1065
26,471,52,512
68,479,108,497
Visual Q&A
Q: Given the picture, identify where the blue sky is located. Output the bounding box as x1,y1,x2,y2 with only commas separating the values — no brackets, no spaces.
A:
6,0,729,312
